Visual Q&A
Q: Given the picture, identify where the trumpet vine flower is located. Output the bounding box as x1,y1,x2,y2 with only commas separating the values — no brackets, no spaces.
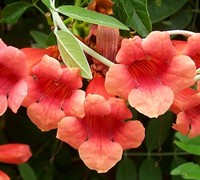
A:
105,31,196,118
57,74,145,173
22,55,85,131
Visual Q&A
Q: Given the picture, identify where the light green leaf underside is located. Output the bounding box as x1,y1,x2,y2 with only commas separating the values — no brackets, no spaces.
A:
55,30,92,79
57,5,129,30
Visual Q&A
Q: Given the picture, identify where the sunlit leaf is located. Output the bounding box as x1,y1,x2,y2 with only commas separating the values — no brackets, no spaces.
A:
1,2,32,24
147,0,187,23
18,163,37,180
41,0,51,8
113,0,152,37
171,162,200,180
57,5,129,30
145,111,174,152
170,157,187,180
139,158,162,180
116,158,137,180
55,30,92,79
174,141,200,156
174,133,200,155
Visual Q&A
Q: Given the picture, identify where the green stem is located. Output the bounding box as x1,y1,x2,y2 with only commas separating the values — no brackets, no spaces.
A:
125,152,191,157
75,0,82,6
32,1,46,16
167,30,195,37
51,8,115,67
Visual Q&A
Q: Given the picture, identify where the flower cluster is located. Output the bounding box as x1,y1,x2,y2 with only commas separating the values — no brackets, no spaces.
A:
1,28,200,173
1,5,200,173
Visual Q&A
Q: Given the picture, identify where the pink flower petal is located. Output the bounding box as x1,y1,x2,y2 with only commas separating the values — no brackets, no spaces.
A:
0,170,10,180
128,83,174,118
22,76,40,107
172,111,190,136
0,144,32,164
57,117,87,149
116,36,146,65
8,79,27,113
0,46,28,77
108,97,132,120
79,138,123,173
63,90,85,118
60,68,82,89
142,31,176,61
0,94,8,116
105,64,137,99
27,102,66,131
186,107,200,138
32,55,62,80
84,94,111,116
21,46,59,72
162,55,196,93
0,39,7,49
114,120,145,149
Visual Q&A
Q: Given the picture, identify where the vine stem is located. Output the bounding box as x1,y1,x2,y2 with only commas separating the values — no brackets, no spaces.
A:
50,3,115,67
167,30,196,37
125,152,191,157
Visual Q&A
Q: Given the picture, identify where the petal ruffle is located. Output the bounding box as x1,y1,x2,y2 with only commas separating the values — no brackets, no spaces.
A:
84,94,111,116
78,138,123,173
0,46,28,77
172,111,190,136
142,31,176,61
162,55,196,93
8,79,27,113
0,94,7,116
108,97,132,120
27,102,66,131
0,39,7,49
32,55,62,80
60,68,82,89
105,64,137,99
63,90,85,118
128,83,174,118
57,117,87,149
0,170,10,180
116,36,146,65
114,120,145,149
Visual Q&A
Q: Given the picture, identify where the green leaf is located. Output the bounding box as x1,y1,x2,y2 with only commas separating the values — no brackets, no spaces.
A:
116,158,137,180
41,0,51,8
170,157,187,180
113,0,152,37
174,132,200,155
148,0,187,23
139,158,162,180
171,162,200,180
55,30,92,79
1,2,32,24
57,5,129,30
18,163,37,180
30,31,49,48
153,8,193,31
174,140,200,156
145,111,174,152
175,132,200,145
